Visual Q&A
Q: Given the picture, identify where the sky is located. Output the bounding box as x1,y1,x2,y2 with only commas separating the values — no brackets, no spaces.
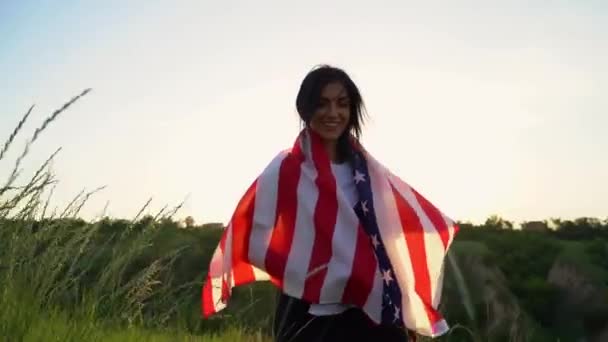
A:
0,1,606,225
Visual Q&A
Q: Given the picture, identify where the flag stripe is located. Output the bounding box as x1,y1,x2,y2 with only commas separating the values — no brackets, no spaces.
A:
231,180,258,286
412,188,450,251
366,161,422,330
264,153,303,289
201,221,229,317
390,183,440,326
444,215,459,246
391,176,450,316
341,224,377,307
202,274,213,316
222,223,234,300
249,153,287,282
303,133,339,302
362,263,383,323
320,196,360,303
283,160,318,298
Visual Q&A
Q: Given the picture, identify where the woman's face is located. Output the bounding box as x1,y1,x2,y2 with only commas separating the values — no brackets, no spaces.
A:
309,81,351,143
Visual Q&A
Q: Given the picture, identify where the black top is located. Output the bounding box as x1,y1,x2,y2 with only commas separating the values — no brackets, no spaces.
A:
272,292,416,342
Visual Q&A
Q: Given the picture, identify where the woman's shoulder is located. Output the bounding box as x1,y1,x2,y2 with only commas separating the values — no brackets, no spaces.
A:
258,148,295,177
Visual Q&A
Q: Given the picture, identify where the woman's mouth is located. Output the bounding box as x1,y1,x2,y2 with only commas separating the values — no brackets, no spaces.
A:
322,121,341,129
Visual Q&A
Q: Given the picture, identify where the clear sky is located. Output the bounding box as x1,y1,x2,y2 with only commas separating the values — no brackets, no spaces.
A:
1,1,606,225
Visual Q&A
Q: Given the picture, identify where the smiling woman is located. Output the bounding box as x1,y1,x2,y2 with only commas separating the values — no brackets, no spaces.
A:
272,65,415,341
201,65,458,342
309,82,351,144
295,65,365,164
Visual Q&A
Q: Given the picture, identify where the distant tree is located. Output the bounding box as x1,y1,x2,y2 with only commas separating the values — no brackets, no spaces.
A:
201,222,224,230
549,217,608,239
133,215,155,232
521,220,549,232
455,220,475,230
574,217,602,229
184,216,195,228
549,218,563,230
484,215,513,230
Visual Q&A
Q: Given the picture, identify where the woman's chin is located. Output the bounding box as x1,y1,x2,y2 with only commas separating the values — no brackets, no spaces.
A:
315,128,345,141
320,133,342,143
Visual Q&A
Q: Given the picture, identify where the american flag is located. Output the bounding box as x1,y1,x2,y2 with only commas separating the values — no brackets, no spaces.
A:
201,129,458,337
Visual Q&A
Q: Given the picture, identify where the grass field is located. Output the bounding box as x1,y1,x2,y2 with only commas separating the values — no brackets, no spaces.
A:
0,217,273,342
0,214,475,342
0,91,271,341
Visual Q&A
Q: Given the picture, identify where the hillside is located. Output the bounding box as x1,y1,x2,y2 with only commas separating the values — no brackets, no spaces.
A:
1,215,606,341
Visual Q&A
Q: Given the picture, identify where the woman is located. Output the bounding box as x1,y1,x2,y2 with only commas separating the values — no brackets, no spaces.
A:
201,65,457,342
272,65,415,342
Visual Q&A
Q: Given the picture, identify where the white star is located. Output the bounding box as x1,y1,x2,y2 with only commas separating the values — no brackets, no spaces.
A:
381,269,393,285
393,305,401,322
353,170,366,184
371,234,380,249
361,200,369,215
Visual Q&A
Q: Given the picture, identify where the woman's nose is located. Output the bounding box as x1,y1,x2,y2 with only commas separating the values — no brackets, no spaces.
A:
327,102,340,117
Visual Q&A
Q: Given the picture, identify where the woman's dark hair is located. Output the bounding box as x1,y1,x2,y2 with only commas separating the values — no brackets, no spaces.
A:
296,65,366,138
295,65,367,160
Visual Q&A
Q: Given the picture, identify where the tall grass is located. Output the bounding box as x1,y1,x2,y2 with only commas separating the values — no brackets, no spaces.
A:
0,90,271,341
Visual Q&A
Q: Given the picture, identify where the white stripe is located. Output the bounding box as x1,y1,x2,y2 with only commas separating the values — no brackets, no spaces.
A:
248,152,287,280
319,188,360,303
223,223,234,290
251,265,270,281
282,139,317,298
432,262,446,309
209,256,224,311
208,226,228,312
432,214,457,308
362,263,383,323
389,175,447,313
432,319,450,337
366,158,432,334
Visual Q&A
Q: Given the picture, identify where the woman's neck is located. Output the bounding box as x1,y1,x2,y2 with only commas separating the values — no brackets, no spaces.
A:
322,140,341,163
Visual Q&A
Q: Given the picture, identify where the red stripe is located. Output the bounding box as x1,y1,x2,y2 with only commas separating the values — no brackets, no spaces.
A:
201,274,214,317
341,224,377,307
411,188,450,251
231,179,258,286
302,131,338,302
452,223,460,239
221,278,230,302
264,152,302,289
390,184,441,325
